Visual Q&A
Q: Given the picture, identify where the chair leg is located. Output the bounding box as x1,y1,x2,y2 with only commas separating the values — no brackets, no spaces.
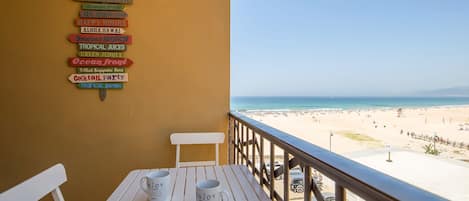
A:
51,188,65,201
176,144,180,168
216,143,219,166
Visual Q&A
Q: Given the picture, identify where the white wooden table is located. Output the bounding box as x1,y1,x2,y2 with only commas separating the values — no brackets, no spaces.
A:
107,165,270,201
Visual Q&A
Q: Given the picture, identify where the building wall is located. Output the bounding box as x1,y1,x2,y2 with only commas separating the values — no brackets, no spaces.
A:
0,0,230,200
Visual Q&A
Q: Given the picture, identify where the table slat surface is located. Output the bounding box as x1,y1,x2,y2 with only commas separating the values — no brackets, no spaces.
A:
172,168,186,201
221,166,247,201
239,166,270,201
184,168,196,201
107,165,269,201
107,170,140,201
213,166,235,201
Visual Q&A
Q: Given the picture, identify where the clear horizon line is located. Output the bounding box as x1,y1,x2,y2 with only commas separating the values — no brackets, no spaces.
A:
231,95,469,98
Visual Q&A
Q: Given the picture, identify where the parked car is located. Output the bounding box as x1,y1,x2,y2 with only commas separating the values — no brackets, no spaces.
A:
289,167,304,193
290,176,304,193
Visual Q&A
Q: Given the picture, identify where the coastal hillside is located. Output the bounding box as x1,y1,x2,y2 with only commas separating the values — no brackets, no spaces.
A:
416,86,469,97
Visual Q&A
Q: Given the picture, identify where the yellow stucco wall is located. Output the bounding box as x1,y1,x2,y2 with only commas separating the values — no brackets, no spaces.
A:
0,0,230,200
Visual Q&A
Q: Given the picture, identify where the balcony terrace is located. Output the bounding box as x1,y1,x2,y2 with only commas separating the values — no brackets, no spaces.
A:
1,0,465,200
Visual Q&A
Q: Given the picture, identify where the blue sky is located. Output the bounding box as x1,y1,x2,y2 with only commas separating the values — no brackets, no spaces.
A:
231,0,469,96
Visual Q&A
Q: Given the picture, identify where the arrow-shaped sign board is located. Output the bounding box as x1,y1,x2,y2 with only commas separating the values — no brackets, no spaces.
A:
75,19,128,27
81,27,125,34
78,43,126,51
80,10,128,19
82,3,125,11
77,67,125,73
69,73,128,83
76,0,133,4
68,34,132,44
77,83,124,89
78,51,124,58
69,58,133,67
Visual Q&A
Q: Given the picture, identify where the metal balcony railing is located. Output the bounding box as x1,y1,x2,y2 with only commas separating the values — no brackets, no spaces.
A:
228,111,447,201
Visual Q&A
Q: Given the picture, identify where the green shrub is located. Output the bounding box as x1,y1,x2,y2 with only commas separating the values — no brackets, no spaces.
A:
423,143,440,155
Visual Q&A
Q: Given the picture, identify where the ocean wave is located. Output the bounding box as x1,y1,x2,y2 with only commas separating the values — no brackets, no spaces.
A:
236,108,344,113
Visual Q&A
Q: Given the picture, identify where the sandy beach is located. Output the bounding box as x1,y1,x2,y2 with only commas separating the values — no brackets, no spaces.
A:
243,106,469,162
240,106,469,200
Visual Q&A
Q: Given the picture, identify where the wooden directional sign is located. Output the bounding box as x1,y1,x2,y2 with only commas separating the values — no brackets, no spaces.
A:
78,51,124,58
78,43,126,51
76,0,133,4
81,27,125,34
80,10,128,19
68,34,132,44
69,58,133,67
82,3,125,11
75,18,128,27
77,67,125,73
69,73,128,83
77,83,124,89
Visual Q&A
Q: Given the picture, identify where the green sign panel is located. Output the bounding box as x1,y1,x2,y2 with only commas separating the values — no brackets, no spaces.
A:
77,67,125,73
80,10,127,19
77,83,124,89
76,0,133,4
78,43,126,51
82,3,125,11
78,51,124,58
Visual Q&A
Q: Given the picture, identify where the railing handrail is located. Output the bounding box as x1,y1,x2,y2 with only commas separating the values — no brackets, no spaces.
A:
229,111,447,201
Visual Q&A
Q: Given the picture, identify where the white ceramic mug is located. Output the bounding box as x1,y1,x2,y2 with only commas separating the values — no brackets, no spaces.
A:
140,170,171,201
196,180,230,201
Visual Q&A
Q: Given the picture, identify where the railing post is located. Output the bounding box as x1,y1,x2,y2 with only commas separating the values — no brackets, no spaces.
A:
252,131,256,176
304,165,312,201
241,124,245,165
270,142,275,200
228,115,233,164
283,151,289,201
335,183,345,201
260,136,265,187
235,120,240,165
245,126,249,168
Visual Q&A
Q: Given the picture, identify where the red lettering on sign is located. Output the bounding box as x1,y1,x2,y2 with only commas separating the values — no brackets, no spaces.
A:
75,18,128,27
68,58,133,67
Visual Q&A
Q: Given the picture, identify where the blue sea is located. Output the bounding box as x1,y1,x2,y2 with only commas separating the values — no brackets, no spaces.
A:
231,97,469,111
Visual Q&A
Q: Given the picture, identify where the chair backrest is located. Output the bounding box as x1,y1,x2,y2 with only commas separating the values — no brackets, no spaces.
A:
0,163,67,201
170,132,224,168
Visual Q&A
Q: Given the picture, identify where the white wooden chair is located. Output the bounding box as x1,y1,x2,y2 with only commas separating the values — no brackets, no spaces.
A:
170,132,225,168
0,163,67,201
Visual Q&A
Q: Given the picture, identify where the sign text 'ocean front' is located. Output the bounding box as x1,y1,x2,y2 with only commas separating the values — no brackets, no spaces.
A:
69,58,133,67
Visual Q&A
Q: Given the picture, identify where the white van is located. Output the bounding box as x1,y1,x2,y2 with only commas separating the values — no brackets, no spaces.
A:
289,167,304,193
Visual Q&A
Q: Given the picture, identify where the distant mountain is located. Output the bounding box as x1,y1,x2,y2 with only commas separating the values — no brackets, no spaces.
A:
416,86,469,97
